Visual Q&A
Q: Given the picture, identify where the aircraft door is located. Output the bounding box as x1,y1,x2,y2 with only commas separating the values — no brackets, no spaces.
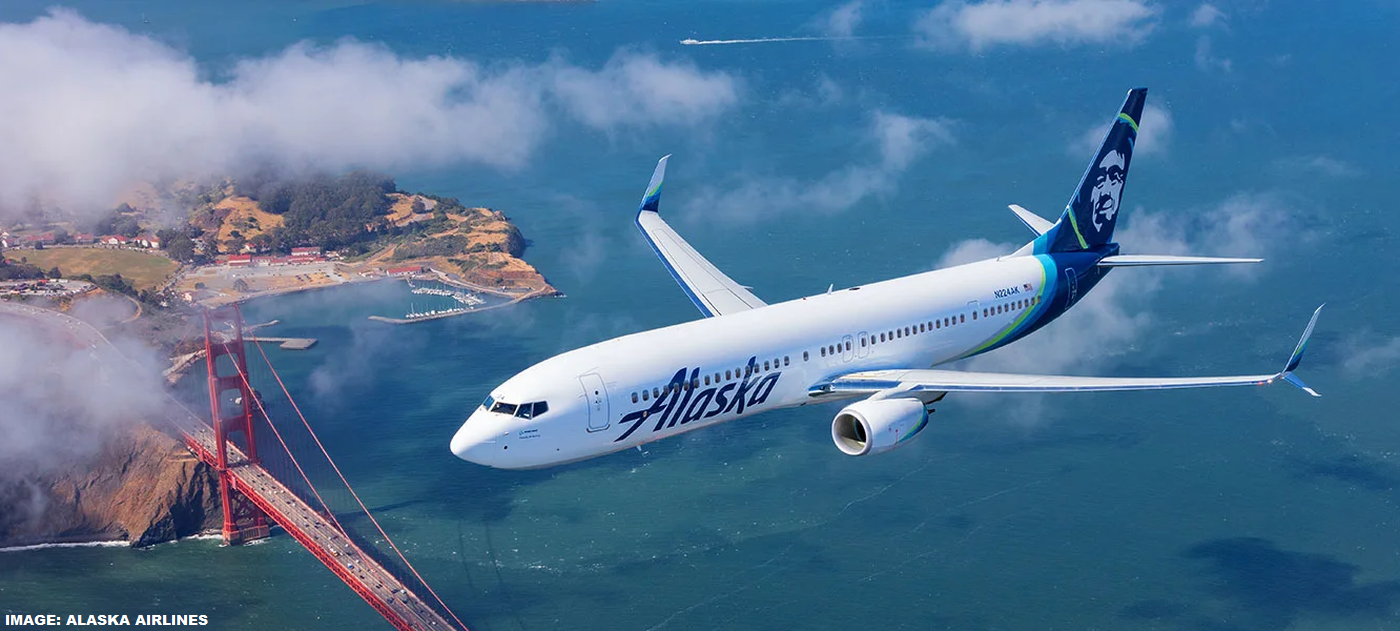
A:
856,331,870,358
841,334,854,362
579,373,610,433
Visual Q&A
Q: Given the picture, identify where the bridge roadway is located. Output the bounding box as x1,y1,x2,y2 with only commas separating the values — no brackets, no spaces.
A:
178,422,457,631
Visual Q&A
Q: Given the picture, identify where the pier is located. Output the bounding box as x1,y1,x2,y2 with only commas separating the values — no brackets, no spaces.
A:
249,336,319,350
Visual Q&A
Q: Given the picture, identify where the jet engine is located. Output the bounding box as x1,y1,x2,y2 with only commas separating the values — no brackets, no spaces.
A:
830,397,930,456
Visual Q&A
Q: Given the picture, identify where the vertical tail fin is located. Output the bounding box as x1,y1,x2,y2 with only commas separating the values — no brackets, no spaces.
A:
1049,88,1147,253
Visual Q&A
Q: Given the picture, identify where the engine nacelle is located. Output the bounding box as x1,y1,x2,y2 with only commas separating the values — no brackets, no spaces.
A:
831,397,930,456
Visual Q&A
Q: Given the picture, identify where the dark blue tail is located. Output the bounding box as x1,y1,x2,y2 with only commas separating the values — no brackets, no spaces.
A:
1048,88,1147,253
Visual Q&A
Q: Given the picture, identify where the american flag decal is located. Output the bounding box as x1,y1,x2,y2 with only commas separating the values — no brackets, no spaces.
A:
1023,283,1033,292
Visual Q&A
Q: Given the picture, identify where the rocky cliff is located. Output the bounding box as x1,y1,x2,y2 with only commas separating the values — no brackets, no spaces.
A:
0,422,221,548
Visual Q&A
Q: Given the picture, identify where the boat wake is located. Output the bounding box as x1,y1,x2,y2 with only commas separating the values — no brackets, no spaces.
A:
681,36,847,46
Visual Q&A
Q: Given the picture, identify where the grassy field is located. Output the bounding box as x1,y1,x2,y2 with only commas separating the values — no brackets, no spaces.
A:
5,247,177,290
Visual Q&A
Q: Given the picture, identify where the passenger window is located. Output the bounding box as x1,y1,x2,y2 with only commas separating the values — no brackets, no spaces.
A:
725,370,732,380
704,375,710,386
820,347,826,357
935,320,941,329
642,390,649,401
632,393,638,403
653,387,660,398
845,341,852,351
693,378,700,389
784,356,790,366
764,360,771,370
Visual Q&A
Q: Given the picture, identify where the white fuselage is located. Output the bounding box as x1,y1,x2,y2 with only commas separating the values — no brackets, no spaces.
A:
450,255,1055,468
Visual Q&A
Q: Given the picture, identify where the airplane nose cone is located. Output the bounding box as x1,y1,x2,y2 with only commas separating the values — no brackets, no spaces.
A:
450,411,504,466
449,424,476,461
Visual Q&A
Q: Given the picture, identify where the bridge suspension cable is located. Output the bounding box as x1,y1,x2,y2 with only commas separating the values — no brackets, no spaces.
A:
216,339,353,540
240,337,471,631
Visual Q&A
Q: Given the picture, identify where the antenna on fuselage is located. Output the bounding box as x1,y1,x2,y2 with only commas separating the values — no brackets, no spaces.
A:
827,284,834,294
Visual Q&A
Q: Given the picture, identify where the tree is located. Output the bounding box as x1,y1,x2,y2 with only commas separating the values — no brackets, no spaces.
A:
410,197,426,214
155,228,177,247
226,232,247,254
233,278,249,292
52,229,73,245
167,235,196,262
47,266,61,278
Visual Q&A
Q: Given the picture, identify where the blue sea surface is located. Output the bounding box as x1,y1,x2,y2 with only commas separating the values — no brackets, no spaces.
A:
3,1,1400,629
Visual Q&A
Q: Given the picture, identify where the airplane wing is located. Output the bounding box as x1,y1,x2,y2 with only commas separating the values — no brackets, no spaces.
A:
811,306,1323,398
635,155,767,318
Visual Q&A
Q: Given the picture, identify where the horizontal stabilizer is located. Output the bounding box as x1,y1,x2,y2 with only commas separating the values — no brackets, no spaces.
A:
1097,254,1264,267
1009,204,1053,236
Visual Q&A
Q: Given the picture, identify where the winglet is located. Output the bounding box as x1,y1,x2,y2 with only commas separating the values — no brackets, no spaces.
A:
639,154,671,213
1278,304,1324,397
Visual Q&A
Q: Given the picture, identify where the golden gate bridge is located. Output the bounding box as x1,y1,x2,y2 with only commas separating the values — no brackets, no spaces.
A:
167,305,469,631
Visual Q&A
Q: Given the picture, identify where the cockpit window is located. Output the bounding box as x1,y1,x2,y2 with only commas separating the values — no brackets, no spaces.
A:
495,400,548,418
482,395,495,411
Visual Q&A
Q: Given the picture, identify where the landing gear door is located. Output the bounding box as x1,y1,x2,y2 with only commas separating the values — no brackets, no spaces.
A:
579,373,610,432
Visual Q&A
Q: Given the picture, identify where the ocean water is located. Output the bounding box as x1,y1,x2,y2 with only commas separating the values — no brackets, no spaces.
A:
4,1,1400,629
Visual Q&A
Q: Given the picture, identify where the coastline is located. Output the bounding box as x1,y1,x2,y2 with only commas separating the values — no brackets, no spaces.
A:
0,531,226,554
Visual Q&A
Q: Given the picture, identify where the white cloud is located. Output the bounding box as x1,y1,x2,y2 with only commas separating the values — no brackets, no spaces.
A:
0,9,741,220
0,304,168,477
1194,35,1233,72
1344,336,1400,376
550,53,740,130
1190,3,1226,28
1071,102,1172,157
915,0,1159,51
683,111,954,223
935,238,1013,268
823,1,867,38
1274,155,1361,178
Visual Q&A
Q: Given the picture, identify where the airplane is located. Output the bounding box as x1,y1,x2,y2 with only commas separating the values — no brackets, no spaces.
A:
450,88,1322,470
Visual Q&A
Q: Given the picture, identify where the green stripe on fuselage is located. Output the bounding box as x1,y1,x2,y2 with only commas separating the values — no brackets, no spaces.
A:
961,256,1054,358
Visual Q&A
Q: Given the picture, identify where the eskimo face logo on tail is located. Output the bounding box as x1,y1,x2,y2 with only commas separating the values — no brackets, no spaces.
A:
1090,150,1126,231
613,357,780,443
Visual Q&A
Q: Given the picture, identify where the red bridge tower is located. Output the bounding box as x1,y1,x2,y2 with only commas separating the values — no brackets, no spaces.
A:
203,305,271,544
